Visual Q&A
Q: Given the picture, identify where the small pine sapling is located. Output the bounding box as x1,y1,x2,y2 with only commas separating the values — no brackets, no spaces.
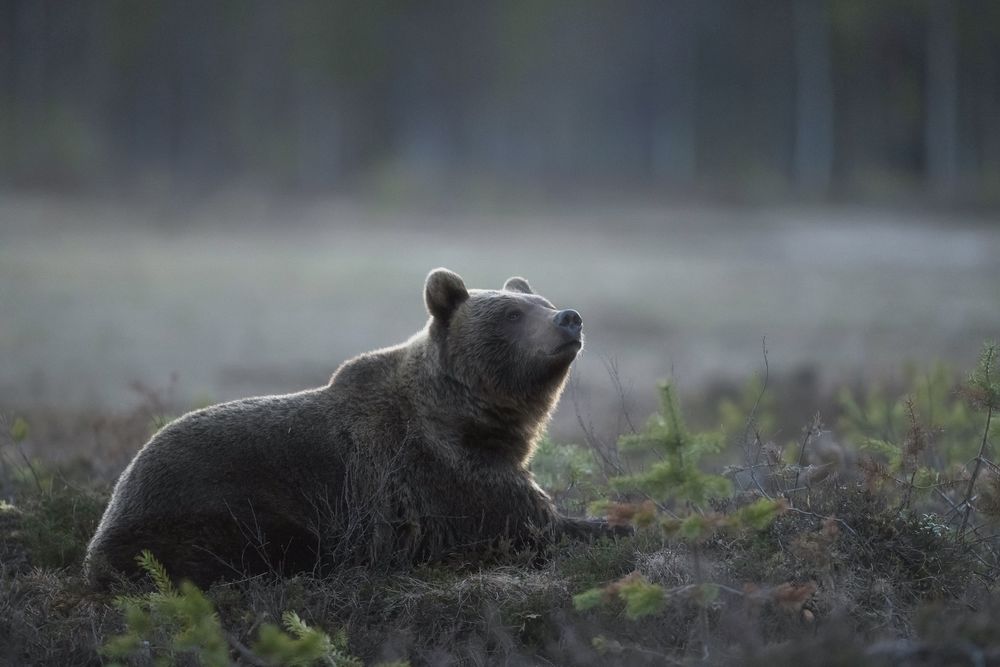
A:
612,383,732,508
253,611,361,667
577,383,786,625
103,551,366,667
103,550,230,666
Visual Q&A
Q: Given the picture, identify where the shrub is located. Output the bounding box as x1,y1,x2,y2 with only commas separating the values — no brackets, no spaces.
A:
529,435,602,515
17,484,106,569
103,551,368,667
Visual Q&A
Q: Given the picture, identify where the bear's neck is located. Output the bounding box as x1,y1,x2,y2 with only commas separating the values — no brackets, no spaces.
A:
406,341,561,466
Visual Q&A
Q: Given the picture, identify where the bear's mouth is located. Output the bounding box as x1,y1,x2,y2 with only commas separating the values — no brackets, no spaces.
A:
550,340,583,356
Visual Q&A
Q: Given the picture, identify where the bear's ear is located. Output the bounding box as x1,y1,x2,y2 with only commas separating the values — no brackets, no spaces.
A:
502,276,533,294
425,268,469,321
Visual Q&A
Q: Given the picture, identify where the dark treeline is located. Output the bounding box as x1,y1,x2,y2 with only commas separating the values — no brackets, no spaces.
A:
1,0,998,202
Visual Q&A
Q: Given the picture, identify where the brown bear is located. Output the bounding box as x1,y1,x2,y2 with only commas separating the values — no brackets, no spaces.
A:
84,268,614,587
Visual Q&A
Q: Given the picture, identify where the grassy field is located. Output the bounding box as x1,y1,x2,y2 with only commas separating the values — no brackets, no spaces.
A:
2,348,999,665
2,195,999,665
2,195,999,442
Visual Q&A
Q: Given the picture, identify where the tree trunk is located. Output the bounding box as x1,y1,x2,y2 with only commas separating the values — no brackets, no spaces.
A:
793,0,834,195
925,0,959,198
648,0,698,187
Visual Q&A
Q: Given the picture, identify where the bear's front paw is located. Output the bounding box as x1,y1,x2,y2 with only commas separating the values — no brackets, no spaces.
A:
560,517,633,542
603,521,635,538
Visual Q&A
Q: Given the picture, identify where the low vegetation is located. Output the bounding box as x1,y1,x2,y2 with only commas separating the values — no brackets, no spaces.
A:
2,343,999,665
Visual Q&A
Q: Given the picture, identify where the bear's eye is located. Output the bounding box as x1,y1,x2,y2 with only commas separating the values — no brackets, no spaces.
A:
505,309,523,322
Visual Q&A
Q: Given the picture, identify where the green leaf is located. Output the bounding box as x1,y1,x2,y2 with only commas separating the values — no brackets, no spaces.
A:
966,341,1000,411
683,473,733,505
611,382,731,504
680,514,709,541
734,498,787,531
586,499,612,518
100,633,144,658
617,578,665,619
136,550,176,596
913,466,938,490
281,611,307,637
254,612,359,667
122,604,154,636
9,417,29,443
572,588,604,612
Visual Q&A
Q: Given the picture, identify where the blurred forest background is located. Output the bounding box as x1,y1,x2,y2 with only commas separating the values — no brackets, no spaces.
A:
2,0,999,442
3,0,1000,199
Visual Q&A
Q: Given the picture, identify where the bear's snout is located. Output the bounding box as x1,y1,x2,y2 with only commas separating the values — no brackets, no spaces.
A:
553,309,583,336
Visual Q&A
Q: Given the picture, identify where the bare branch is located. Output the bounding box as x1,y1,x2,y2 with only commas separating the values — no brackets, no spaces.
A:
959,405,994,538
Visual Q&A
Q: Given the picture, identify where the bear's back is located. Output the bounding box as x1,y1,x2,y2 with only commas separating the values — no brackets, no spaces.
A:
85,387,348,584
126,389,337,500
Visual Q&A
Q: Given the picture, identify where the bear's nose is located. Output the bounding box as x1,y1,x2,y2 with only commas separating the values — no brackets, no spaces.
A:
554,309,583,334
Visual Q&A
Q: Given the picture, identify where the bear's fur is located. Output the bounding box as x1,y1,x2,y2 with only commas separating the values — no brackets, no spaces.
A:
85,268,612,587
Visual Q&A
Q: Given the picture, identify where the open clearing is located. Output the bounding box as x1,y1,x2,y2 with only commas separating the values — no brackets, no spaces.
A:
2,195,998,440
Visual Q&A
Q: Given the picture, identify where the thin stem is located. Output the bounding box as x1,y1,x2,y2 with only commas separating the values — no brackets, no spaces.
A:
16,444,44,494
742,337,769,448
959,405,994,538
791,414,820,504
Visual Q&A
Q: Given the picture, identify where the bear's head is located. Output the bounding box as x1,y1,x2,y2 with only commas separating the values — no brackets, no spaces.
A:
423,267,583,405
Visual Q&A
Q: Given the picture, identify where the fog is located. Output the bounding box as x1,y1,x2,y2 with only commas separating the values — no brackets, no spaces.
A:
3,196,997,442
2,0,999,440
